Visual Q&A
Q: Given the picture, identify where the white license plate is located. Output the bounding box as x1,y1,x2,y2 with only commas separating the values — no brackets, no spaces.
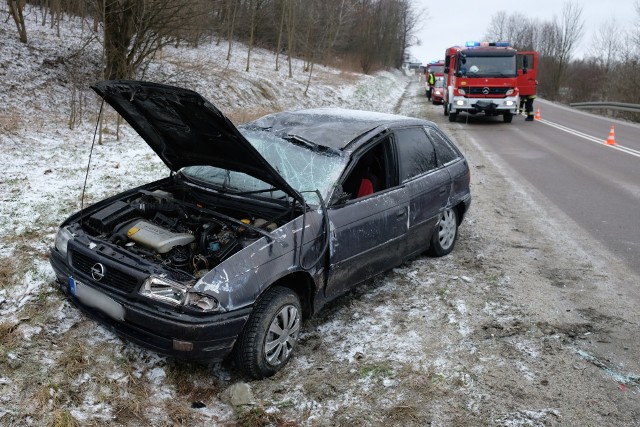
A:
69,277,125,322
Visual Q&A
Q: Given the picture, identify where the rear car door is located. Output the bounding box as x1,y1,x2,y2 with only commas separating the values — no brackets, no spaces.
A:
394,126,453,257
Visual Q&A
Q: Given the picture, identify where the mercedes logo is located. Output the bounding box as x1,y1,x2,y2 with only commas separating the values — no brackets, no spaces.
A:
91,263,106,281
482,87,490,95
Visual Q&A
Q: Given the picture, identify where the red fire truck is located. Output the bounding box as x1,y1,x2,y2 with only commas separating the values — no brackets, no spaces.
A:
443,42,536,123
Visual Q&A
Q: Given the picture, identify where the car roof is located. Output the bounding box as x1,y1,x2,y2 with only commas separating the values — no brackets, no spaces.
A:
244,108,429,151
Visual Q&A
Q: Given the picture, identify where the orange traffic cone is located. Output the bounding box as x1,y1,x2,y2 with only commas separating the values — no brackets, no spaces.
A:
606,125,616,145
534,108,541,120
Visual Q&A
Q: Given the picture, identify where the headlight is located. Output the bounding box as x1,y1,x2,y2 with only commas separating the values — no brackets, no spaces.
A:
55,227,74,256
140,276,187,306
505,100,515,106
140,276,221,312
184,292,221,312
506,89,514,95
456,100,465,106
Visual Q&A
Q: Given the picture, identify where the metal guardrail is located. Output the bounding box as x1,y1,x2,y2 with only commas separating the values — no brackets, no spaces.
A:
570,102,640,113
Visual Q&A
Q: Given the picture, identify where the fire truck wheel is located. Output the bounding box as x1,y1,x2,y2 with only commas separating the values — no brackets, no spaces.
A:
444,103,449,116
448,112,457,122
503,112,513,123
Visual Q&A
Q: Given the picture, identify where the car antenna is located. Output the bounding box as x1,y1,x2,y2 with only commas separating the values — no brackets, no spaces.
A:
80,98,106,226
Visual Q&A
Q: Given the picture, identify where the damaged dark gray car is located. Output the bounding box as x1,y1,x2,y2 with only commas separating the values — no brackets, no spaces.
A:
50,81,471,378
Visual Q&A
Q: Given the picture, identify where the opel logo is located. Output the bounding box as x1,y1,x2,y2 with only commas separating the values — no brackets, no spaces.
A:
91,263,106,281
482,87,490,95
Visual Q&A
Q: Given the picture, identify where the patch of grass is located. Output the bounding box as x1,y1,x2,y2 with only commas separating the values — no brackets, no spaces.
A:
235,406,295,427
0,321,19,348
227,106,280,124
0,257,20,289
58,342,89,378
358,362,392,378
51,410,80,427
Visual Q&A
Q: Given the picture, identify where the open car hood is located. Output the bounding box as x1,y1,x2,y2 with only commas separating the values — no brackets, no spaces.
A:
91,80,303,204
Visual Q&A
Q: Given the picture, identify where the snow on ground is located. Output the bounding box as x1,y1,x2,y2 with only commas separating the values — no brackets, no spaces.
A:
0,6,417,426
4,5,640,427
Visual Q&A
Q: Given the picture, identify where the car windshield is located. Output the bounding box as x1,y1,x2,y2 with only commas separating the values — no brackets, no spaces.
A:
180,129,347,205
460,55,516,77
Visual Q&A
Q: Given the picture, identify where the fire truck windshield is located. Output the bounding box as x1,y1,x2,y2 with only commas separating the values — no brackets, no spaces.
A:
428,65,444,74
458,55,516,78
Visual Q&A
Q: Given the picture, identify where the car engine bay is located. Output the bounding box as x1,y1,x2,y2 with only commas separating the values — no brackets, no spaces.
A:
80,186,286,277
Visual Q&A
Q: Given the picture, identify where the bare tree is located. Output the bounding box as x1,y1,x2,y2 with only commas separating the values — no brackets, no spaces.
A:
545,2,584,99
103,0,195,80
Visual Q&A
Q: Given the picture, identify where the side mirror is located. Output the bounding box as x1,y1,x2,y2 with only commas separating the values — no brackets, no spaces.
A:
330,185,351,205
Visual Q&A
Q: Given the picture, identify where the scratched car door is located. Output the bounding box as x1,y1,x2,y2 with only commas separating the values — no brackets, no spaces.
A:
325,136,410,297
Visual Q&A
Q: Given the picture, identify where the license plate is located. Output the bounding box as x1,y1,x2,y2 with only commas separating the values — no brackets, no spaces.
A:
68,277,125,321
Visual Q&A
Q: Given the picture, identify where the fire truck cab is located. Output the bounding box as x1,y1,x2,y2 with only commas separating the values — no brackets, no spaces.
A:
443,42,519,123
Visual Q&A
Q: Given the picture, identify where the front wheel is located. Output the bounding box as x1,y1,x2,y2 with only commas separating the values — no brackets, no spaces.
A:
235,286,302,379
503,111,513,123
444,103,449,116
427,208,458,257
448,111,458,122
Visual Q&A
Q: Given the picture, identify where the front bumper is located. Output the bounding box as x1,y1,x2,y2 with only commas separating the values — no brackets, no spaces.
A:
450,96,518,114
50,247,251,362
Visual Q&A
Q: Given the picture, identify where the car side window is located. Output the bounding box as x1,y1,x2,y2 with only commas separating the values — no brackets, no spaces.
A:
395,127,437,182
427,127,460,166
341,138,391,200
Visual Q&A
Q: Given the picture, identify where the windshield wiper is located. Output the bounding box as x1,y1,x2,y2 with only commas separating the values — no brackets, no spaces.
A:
285,135,340,156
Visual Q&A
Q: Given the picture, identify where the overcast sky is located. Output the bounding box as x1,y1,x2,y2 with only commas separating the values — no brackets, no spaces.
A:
409,0,637,64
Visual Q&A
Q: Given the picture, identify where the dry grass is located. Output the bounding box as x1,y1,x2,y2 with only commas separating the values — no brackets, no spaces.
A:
227,106,282,124
0,321,20,348
51,410,81,427
234,406,297,427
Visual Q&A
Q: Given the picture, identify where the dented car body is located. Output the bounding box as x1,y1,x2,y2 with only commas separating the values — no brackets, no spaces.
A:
50,81,471,378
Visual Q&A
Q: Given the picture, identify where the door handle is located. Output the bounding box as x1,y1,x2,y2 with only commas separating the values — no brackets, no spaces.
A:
439,186,447,196
396,208,407,218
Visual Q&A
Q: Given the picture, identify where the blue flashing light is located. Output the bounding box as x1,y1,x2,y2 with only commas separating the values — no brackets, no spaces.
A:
465,41,511,48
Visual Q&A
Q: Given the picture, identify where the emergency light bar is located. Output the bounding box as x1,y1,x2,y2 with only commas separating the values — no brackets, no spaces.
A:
465,41,510,47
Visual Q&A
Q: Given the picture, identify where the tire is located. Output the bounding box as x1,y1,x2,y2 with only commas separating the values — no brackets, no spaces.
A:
235,286,301,379
503,111,513,123
448,111,457,122
444,103,449,116
427,208,458,257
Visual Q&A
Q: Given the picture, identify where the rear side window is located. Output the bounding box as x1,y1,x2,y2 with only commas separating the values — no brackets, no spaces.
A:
395,127,437,182
427,128,460,166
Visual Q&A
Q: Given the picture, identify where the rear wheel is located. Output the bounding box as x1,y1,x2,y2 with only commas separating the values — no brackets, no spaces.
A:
236,286,301,379
427,208,458,257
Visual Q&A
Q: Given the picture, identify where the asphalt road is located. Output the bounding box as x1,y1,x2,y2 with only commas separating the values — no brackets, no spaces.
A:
439,99,640,276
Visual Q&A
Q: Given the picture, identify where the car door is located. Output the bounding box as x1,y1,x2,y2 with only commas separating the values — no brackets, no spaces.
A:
324,137,410,297
394,126,452,258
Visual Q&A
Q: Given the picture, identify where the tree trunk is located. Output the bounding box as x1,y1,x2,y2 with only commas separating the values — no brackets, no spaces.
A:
287,0,295,77
246,0,257,72
8,0,28,43
275,0,286,71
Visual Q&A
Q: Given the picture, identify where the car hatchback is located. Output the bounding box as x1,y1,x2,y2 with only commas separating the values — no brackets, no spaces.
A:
50,81,471,378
